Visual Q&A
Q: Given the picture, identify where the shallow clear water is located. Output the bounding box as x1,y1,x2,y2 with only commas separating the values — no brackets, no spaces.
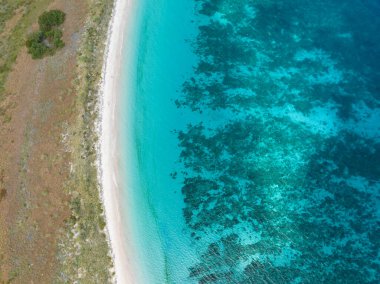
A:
122,0,380,283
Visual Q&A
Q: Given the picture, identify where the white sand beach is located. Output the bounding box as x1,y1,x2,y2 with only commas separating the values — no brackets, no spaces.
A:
99,0,139,283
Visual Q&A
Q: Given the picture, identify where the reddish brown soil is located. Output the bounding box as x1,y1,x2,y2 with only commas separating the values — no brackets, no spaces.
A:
0,1,88,282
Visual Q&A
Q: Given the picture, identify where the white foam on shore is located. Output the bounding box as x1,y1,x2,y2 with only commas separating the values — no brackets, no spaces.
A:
98,0,141,283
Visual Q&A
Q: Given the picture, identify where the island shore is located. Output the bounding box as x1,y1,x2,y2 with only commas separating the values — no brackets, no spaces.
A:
100,0,139,283
0,1,114,282
1,0,121,282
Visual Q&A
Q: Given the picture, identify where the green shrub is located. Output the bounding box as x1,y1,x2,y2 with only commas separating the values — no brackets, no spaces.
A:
38,10,66,32
26,10,66,59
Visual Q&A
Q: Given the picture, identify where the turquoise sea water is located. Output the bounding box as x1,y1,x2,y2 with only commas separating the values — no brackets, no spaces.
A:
121,0,380,283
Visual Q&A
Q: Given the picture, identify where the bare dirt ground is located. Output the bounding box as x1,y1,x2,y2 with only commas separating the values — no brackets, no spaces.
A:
0,1,88,282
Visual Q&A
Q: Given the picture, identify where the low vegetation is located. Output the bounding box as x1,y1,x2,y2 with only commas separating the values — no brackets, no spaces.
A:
26,10,66,59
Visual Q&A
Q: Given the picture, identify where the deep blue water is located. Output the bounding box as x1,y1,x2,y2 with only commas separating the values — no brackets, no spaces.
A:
124,0,380,282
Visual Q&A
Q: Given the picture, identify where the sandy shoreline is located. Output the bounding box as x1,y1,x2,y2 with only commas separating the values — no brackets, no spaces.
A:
99,0,138,283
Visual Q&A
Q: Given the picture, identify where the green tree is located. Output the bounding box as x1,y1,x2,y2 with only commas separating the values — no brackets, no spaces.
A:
26,31,48,59
45,29,65,49
38,10,66,32
26,10,66,59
